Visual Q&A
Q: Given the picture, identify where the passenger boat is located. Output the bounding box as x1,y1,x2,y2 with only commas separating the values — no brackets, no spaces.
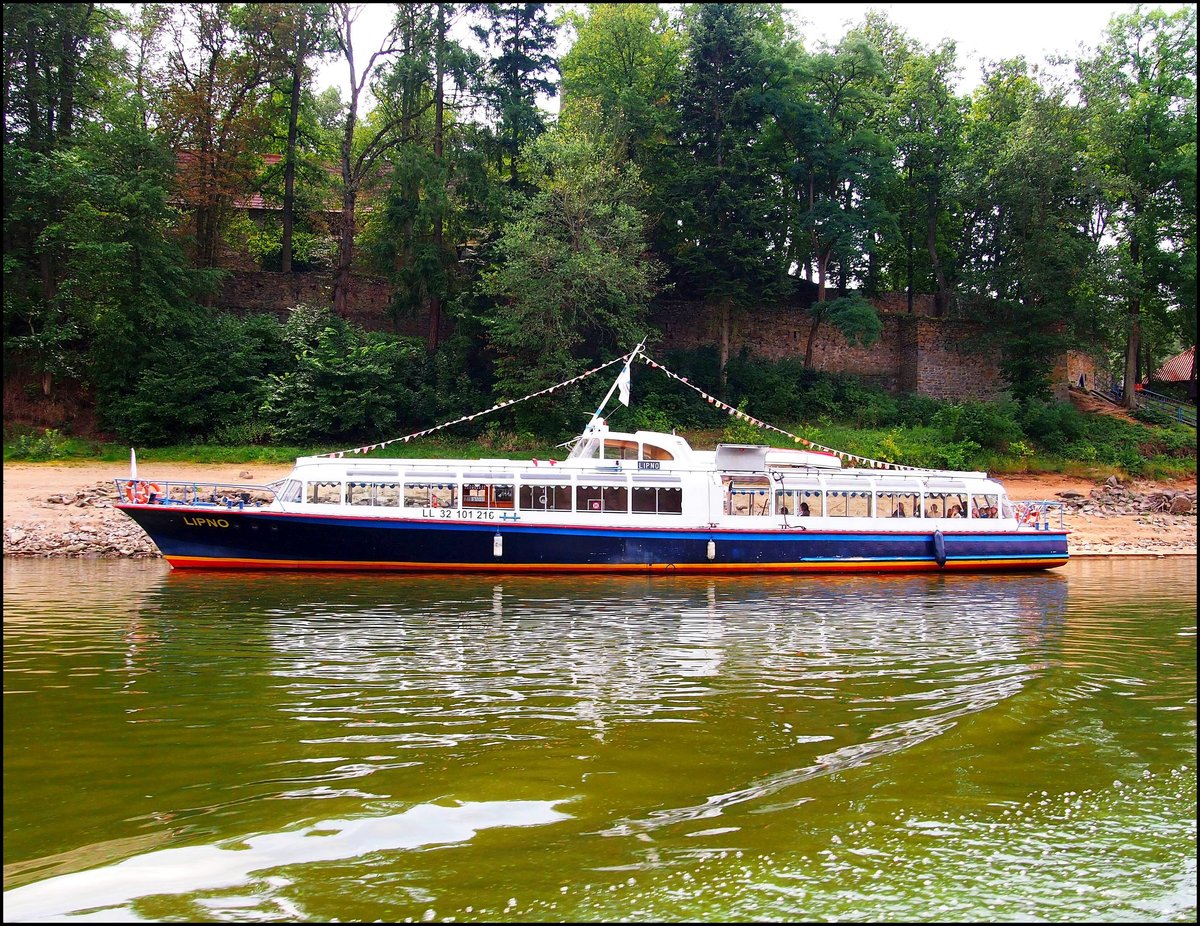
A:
114,348,1068,573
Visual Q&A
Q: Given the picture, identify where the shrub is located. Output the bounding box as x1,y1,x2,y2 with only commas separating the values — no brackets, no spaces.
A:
933,400,1024,450
7,428,69,461
1019,401,1085,452
894,393,943,427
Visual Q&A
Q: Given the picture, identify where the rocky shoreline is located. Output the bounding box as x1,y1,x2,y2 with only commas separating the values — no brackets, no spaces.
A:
2,476,1195,559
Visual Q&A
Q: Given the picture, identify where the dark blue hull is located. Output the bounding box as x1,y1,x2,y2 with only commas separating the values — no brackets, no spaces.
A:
117,505,1069,573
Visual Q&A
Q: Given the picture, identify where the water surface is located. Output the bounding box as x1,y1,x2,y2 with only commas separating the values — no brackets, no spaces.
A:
3,558,1195,922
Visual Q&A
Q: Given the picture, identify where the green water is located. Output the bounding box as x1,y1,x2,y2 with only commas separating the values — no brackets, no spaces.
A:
3,558,1195,922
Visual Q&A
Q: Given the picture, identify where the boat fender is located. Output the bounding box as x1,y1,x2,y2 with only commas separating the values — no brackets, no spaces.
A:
493,533,503,558
932,529,947,568
706,539,716,561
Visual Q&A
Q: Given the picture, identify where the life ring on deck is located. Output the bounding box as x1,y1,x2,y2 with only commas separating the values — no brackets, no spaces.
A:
133,481,161,504
1023,507,1039,526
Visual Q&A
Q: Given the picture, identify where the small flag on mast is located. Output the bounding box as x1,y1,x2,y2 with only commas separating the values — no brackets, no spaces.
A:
616,364,631,407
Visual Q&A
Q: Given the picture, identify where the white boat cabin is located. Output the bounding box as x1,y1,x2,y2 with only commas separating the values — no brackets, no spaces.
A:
266,422,1016,528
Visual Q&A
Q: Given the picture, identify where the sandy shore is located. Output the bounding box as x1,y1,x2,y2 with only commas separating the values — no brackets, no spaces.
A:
2,461,1195,558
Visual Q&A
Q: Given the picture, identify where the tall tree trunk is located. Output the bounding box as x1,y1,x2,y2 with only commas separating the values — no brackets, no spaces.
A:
426,2,446,353
281,55,302,274
926,188,948,317
1122,222,1141,409
717,298,731,388
804,316,822,370
906,166,914,313
334,187,356,317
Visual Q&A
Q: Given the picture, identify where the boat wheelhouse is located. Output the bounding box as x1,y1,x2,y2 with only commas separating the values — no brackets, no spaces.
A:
114,353,1069,573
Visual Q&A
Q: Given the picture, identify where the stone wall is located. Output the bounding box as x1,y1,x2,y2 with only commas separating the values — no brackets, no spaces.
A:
215,270,425,336
653,299,1008,400
211,271,1086,402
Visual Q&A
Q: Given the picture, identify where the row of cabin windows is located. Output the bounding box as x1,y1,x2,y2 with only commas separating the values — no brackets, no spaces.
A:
295,480,683,515
289,479,1000,519
730,487,1002,518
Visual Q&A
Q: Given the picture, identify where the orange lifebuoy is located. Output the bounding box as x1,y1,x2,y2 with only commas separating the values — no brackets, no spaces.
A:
132,481,162,504
122,481,138,503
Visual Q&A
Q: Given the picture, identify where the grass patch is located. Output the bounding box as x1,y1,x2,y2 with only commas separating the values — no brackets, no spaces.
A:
5,410,1195,482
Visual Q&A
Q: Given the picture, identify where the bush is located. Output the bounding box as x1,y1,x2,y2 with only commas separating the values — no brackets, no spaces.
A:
7,428,69,461
102,312,286,445
1019,401,1085,452
933,400,1024,450
895,393,943,427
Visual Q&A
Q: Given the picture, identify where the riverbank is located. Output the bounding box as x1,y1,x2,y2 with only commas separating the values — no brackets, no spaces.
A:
2,462,1195,558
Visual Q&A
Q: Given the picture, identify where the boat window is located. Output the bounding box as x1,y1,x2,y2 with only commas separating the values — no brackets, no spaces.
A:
568,436,601,461
970,493,999,518
461,483,514,509
404,482,458,508
724,477,772,516
307,481,342,505
775,487,821,516
276,479,302,504
519,484,573,511
576,484,628,513
876,491,918,518
631,485,683,514
923,492,953,518
642,443,675,462
826,489,871,518
347,481,400,506
603,439,639,460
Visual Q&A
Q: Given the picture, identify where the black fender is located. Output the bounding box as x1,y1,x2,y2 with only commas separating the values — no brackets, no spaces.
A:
932,529,947,568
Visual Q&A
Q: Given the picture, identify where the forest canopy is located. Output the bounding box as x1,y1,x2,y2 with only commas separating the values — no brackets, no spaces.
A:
3,2,1196,445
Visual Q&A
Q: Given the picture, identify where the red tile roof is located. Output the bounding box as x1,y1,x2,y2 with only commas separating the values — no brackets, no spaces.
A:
1153,346,1195,382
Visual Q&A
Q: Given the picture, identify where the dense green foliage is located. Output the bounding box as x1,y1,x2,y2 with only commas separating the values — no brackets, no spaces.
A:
3,2,1196,458
8,349,1194,480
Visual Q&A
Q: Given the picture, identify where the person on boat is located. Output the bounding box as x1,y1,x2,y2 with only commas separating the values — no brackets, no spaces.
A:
892,503,906,517
928,503,940,518
947,504,962,518
799,502,811,516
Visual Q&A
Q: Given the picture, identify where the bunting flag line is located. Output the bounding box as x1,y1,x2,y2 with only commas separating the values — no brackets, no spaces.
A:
634,351,923,472
318,343,926,472
316,352,634,458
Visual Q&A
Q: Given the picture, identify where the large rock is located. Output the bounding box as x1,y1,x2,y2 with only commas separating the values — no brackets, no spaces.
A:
1169,495,1195,515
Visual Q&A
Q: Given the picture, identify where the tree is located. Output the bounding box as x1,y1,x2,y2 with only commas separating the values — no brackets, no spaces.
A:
669,3,792,382
1077,6,1197,407
559,3,682,165
471,2,559,188
478,102,661,429
769,34,891,368
3,1,125,394
329,2,453,317
157,2,278,271
958,60,1097,402
256,3,338,274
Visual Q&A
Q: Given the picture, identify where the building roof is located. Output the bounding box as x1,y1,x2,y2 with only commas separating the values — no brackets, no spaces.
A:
1153,346,1195,382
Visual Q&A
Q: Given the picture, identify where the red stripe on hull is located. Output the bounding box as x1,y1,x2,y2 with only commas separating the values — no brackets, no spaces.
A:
164,555,1068,574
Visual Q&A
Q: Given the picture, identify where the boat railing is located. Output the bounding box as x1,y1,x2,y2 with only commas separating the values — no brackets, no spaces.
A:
114,478,277,509
1014,499,1066,531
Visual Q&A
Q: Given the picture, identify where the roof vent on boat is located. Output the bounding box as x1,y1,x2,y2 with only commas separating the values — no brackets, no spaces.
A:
714,444,771,472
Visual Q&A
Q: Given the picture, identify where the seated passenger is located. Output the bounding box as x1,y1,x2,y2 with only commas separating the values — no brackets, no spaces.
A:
988,505,999,519
947,504,962,518
799,502,811,517
892,503,906,518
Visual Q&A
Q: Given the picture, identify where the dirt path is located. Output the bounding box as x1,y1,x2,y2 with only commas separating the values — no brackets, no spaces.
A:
2,461,1195,558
